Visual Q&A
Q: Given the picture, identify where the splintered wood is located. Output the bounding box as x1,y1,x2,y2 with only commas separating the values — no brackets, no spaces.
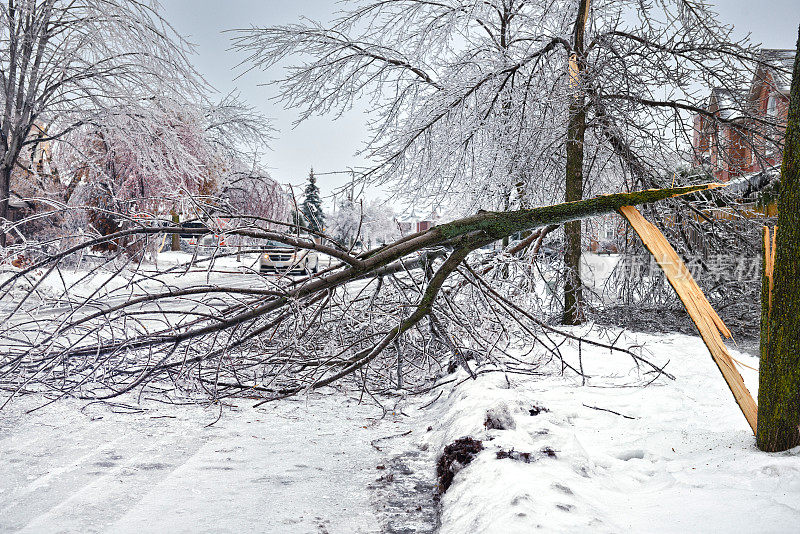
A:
618,205,758,434
761,226,777,369
763,226,777,320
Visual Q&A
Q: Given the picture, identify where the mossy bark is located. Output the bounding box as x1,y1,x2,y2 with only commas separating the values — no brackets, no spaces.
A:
434,184,717,245
756,28,800,452
563,0,591,325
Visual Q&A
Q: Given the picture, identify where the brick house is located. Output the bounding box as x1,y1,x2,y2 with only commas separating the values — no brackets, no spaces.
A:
693,49,794,184
396,209,439,235
8,123,54,225
585,50,793,255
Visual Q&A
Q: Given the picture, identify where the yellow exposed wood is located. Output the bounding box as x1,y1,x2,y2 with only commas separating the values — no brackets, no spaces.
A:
619,205,758,435
765,226,776,312
762,226,777,365
568,54,579,89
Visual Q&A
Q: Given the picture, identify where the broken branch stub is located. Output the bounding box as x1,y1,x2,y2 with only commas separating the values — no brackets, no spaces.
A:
618,205,758,434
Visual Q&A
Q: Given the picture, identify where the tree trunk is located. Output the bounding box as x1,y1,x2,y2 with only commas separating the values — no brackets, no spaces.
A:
0,163,12,248
563,0,591,325
564,99,586,324
171,211,181,251
757,28,800,452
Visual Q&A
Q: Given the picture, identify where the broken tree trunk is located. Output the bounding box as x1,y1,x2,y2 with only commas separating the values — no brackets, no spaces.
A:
619,205,758,435
760,226,776,366
4,183,723,394
757,27,800,452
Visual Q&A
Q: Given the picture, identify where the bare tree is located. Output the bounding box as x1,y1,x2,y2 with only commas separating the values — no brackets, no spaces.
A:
0,0,202,246
233,0,763,324
563,0,591,324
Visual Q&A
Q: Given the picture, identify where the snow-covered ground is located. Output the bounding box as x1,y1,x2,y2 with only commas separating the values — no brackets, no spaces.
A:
0,393,433,534
4,329,798,533
411,329,800,533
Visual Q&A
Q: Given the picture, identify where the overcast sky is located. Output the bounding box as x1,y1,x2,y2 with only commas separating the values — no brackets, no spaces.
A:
160,0,800,207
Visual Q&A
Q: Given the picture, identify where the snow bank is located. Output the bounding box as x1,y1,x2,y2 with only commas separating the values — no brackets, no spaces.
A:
417,331,800,533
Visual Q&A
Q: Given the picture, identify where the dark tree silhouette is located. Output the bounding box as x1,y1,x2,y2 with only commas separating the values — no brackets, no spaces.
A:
301,168,325,233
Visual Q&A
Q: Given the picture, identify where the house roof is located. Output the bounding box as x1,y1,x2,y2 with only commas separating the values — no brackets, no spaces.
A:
708,87,746,121
759,49,795,93
701,49,796,123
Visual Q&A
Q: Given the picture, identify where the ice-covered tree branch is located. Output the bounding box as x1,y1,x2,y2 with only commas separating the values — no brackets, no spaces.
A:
0,183,717,405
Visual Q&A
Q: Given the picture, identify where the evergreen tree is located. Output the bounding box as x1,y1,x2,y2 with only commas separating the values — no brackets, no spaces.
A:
291,209,307,231
301,168,325,233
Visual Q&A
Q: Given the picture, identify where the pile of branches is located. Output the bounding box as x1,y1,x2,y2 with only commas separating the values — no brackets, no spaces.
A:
0,185,713,407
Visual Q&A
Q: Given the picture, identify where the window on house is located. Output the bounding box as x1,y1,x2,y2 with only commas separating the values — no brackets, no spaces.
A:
767,94,778,117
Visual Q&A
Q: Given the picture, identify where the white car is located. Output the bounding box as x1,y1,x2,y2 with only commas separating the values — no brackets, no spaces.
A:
259,240,319,275
195,233,229,254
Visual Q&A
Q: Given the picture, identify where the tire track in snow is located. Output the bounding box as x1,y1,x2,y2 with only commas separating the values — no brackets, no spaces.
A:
0,395,426,534
1,408,208,533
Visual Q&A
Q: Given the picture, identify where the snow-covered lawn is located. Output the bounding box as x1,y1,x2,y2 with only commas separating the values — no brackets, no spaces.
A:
415,330,800,533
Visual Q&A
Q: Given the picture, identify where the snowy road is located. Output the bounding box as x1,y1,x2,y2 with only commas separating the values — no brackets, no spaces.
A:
0,252,348,321
0,394,428,534
1,257,438,533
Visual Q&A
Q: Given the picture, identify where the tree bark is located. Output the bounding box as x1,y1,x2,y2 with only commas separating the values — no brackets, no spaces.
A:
756,27,800,452
0,163,12,248
564,99,586,324
563,0,591,325
171,211,181,251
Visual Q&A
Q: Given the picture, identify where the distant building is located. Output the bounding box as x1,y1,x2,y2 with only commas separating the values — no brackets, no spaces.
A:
693,49,794,184
396,209,439,234
8,122,53,225
7,192,34,223
587,214,622,254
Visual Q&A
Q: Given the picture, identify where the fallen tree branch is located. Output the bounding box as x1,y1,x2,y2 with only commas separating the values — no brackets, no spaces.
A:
0,183,720,404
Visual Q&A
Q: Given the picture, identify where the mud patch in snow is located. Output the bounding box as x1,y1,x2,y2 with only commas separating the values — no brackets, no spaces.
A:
436,437,484,494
